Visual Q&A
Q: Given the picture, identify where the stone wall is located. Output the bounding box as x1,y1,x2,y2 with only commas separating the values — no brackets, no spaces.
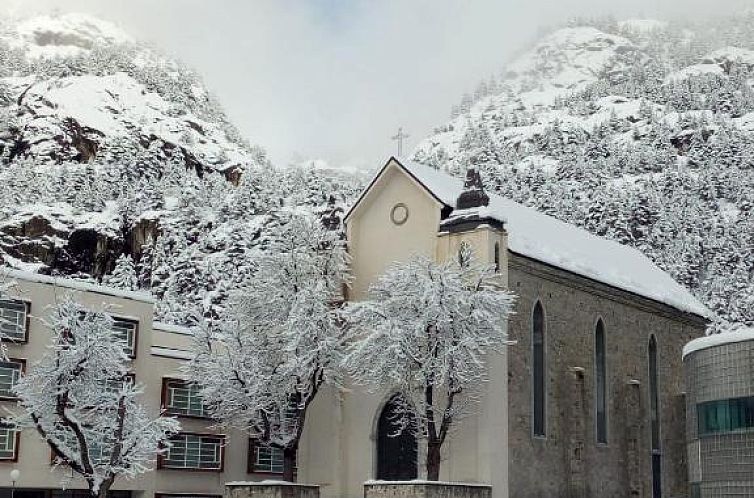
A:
225,483,320,498
506,253,704,498
364,482,491,498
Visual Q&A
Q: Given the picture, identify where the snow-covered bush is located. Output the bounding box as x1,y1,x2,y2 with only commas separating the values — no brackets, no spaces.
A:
342,246,515,480
12,298,179,498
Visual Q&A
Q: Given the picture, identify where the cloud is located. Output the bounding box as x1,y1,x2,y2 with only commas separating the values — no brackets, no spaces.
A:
2,0,752,169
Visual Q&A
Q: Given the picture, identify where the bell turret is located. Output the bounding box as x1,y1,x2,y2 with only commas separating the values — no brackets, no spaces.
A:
440,168,504,233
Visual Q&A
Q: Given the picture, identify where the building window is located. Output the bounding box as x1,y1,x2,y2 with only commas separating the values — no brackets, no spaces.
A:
162,379,208,418
532,301,546,437
248,440,289,474
698,396,754,435
0,424,18,461
0,360,24,399
595,319,607,444
0,299,28,342
160,433,224,471
494,242,500,272
57,429,110,465
111,318,137,358
101,373,135,395
649,335,662,498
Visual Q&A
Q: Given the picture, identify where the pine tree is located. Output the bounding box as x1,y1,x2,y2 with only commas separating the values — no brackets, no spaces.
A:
103,254,138,291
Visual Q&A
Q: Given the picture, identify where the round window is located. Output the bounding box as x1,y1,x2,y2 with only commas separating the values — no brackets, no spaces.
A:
390,203,409,225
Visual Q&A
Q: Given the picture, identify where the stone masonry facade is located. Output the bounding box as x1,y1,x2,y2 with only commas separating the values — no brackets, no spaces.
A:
505,253,705,498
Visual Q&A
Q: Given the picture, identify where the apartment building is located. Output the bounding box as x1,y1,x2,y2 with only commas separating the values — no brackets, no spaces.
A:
0,270,294,498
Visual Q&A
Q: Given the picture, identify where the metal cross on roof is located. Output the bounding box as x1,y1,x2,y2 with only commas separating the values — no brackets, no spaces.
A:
391,127,409,156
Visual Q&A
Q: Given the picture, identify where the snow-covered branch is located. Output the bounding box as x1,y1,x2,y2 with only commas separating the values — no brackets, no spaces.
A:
343,246,515,480
186,213,352,481
11,298,179,498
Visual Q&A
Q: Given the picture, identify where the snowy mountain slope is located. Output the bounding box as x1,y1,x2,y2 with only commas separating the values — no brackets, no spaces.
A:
0,13,365,322
414,16,754,326
7,13,133,59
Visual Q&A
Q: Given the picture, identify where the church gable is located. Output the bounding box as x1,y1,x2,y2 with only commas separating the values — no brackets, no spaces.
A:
345,158,446,300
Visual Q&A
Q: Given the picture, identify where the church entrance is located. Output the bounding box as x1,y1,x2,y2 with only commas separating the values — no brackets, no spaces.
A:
376,394,418,481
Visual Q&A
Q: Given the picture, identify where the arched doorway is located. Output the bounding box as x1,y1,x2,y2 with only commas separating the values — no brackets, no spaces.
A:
376,394,418,480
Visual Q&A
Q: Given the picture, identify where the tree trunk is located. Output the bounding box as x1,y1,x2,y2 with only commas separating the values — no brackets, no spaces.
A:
426,441,441,481
283,446,297,482
93,478,113,498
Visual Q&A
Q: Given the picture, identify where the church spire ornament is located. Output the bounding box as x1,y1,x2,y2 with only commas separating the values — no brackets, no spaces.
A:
440,166,505,234
455,168,490,210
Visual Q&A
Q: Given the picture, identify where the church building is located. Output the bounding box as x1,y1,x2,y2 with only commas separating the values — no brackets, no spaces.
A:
316,157,711,498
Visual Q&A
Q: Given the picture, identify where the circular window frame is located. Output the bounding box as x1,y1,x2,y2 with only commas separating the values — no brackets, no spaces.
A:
390,203,409,225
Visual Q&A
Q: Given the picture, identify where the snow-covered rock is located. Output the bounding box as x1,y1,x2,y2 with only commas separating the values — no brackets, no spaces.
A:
8,13,133,59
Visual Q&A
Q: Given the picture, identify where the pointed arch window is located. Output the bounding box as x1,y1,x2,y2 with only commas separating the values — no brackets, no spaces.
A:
595,319,607,444
532,301,546,437
649,335,662,498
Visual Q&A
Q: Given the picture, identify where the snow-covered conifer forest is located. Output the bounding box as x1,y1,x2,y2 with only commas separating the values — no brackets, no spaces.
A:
1,13,753,328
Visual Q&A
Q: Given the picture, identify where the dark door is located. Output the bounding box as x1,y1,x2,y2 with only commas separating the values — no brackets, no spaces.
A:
376,395,418,480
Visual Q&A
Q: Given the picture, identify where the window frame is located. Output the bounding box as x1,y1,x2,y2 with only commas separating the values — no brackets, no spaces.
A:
110,316,139,359
594,318,608,445
0,299,30,344
0,358,26,401
161,378,210,420
531,300,547,438
648,334,662,498
0,423,20,462
158,432,226,472
247,439,294,477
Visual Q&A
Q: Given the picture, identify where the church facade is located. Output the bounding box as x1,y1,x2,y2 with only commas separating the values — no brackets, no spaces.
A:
312,157,710,498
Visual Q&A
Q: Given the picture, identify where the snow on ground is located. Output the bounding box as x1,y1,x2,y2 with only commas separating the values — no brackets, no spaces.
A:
703,47,754,67
395,158,712,319
665,64,724,83
683,325,754,358
11,72,248,169
505,27,634,93
8,13,132,59
618,19,669,33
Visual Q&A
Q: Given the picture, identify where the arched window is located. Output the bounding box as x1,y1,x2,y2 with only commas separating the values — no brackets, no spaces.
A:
532,301,546,437
649,335,662,498
494,242,500,272
595,319,607,444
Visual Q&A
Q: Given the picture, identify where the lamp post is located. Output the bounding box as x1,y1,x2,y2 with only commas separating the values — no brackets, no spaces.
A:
9,469,19,498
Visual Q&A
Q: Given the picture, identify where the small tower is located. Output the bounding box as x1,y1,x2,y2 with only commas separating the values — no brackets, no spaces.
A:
436,168,508,286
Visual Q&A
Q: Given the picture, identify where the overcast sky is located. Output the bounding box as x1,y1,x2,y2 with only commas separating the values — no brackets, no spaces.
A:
1,0,751,169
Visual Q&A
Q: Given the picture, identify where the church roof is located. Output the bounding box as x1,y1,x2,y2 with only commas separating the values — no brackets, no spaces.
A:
351,157,712,320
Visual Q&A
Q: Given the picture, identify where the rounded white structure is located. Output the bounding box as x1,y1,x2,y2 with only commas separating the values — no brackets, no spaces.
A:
683,328,754,497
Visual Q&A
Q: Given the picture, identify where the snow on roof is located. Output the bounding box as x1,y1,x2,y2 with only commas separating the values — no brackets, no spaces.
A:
1,267,154,303
683,326,754,359
388,158,711,319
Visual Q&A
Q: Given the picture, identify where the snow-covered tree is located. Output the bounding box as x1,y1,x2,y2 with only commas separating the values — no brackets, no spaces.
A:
103,254,138,291
342,246,515,480
11,299,179,498
186,213,351,481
